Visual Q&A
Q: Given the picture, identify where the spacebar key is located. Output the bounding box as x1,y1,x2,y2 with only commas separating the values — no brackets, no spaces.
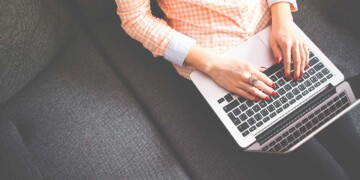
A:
223,100,240,113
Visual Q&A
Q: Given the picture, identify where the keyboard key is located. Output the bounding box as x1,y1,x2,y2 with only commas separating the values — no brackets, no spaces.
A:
309,51,315,58
299,126,307,134
274,144,282,151
238,96,246,103
270,112,277,118
270,75,278,82
263,116,270,122
293,130,300,138
312,117,319,125
262,146,269,151
259,101,267,108
322,68,330,75
284,84,292,91
278,88,286,95
277,79,286,86
316,72,324,79
305,122,313,129
233,118,241,126
246,109,255,117
302,90,309,96
242,130,250,137
247,117,256,126
280,139,288,147
292,88,300,95
309,57,319,66
303,72,310,79
224,93,234,102
228,113,236,121
320,78,327,83
256,121,263,127
341,97,348,104
287,134,295,142
223,100,240,113
233,108,241,116
249,126,257,132
239,104,248,111
330,105,336,112
321,105,327,111
302,118,309,124
310,76,318,83
289,127,296,133
314,82,321,87
267,104,275,112
283,103,290,109
324,109,331,117
276,136,283,142
327,74,333,79
295,122,302,128
238,122,250,132
260,109,269,116
269,141,276,147
304,80,312,87
283,132,289,138
309,86,315,92
246,101,254,107
290,81,298,87
254,113,262,121
276,71,284,79
286,92,294,99
296,95,302,100
280,97,288,104
239,113,248,121
314,62,325,71
289,99,296,105
276,108,283,114
218,98,225,104
308,68,316,75
252,104,260,111
274,100,282,108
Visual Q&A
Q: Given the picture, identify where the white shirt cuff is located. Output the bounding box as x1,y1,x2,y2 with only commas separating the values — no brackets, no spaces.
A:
267,0,298,11
164,32,196,67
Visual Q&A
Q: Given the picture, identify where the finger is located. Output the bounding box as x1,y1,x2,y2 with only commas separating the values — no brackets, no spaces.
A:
238,81,269,100
252,69,275,88
292,43,301,81
304,44,309,69
255,66,267,72
299,43,307,78
281,42,292,78
271,42,283,64
252,78,276,97
232,87,258,102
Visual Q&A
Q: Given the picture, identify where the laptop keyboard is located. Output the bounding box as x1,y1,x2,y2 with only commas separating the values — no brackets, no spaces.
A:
218,51,334,137
262,91,350,152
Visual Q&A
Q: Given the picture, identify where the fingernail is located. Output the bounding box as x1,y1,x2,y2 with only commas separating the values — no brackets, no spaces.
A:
306,64,309,69
272,83,276,88
295,76,299,81
272,91,277,97
286,74,290,79
260,66,266,69
276,56,281,64
265,96,271,101
300,72,303,78
254,97,259,102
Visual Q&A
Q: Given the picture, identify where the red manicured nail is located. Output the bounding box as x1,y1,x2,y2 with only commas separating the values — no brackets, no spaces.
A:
276,56,281,64
295,76,299,81
306,64,309,69
272,91,277,97
286,74,290,79
265,96,271,101
300,72,303,78
254,97,259,102
260,66,266,69
272,83,276,88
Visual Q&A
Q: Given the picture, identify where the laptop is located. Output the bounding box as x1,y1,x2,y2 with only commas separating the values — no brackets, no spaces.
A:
190,24,360,153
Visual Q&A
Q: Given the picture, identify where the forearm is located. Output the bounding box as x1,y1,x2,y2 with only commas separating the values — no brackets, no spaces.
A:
184,44,218,74
271,2,293,26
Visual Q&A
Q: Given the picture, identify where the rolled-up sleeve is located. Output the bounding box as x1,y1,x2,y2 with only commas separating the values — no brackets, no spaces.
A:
115,0,195,66
267,0,298,11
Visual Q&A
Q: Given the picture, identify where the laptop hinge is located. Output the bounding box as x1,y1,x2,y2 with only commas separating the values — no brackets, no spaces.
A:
255,85,336,145
346,74,360,99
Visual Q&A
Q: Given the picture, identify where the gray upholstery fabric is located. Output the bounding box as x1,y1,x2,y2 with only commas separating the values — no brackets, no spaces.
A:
0,32,189,179
0,0,76,106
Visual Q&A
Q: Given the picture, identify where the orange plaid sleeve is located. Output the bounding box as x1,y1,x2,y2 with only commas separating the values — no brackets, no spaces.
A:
115,0,177,58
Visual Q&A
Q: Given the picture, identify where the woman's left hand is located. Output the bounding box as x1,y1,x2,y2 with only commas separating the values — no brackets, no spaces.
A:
269,2,309,81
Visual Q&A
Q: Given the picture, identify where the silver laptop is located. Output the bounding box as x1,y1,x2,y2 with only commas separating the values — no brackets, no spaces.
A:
190,24,360,153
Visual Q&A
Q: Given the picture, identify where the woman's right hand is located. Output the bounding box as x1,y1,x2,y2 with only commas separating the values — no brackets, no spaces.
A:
206,55,277,101
185,44,276,101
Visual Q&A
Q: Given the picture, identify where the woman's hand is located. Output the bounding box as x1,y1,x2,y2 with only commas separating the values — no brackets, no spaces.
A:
206,55,276,101
270,2,309,80
185,45,276,101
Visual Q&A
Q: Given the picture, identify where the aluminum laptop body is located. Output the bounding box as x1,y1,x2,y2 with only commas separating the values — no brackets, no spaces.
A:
190,24,360,153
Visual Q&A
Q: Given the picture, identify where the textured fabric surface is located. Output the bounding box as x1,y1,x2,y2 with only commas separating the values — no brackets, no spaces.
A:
0,32,189,179
0,0,76,106
85,0,360,179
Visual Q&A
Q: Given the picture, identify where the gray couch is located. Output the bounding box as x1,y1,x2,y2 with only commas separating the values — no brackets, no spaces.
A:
0,0,359,179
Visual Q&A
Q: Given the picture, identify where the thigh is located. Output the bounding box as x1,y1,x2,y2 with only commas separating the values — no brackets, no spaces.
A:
315,113,360,180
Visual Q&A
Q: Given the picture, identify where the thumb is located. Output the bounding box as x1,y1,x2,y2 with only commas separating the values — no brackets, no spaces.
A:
271,42,282,64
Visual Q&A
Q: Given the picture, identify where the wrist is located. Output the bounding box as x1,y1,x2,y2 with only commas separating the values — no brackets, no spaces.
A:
185,44,219,75
271,2,293,25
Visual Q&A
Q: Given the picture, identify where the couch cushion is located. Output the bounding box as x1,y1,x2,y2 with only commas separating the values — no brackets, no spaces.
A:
0,0,76,106
0,32,189,179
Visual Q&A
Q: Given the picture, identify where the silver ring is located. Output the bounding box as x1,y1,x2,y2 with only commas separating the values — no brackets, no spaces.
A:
249,73,259,87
